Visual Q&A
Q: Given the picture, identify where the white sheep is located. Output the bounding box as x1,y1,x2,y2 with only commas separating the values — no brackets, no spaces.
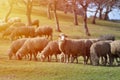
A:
10,26,35,41
7,38,27,60
35,26,53,40
40,40,61,62
16,37,49,61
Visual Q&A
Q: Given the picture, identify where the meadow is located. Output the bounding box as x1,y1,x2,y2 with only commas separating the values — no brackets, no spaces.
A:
0,3,120,80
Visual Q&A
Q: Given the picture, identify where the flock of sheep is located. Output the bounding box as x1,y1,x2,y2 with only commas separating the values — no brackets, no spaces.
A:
2,17,120,66
7,31,120,66
1,18,52,41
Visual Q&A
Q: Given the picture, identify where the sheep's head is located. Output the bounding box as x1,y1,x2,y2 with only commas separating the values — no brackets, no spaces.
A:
90,53,99,66
39,53,46,62
16,51,23,60
58,33,67,42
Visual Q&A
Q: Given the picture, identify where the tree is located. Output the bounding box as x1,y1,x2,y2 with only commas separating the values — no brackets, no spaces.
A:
91,0,112,24
78,0,91,36
103,0,116,20
72,0,78,25
4,0,17,22
48,0,61,32
24,0,33,26
47,1,52,19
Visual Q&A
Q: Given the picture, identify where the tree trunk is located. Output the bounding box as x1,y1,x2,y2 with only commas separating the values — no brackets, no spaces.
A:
104,11,109,20
92,7,99,24
83,9,90,36
72,0,78,25
4,5,13,22
26,0,32,26
99,8,103,20
53,0,61,32
104,6,111,20
47,3,52,19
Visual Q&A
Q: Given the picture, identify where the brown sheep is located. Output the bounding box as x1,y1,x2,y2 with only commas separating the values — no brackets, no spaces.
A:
10,26,35,41
31,19,39,27
90,41,112,66
58,33,87,64
2,27,16,39
35,26,53,40
16,37,49,61
40,40,61,62
7,38,27,60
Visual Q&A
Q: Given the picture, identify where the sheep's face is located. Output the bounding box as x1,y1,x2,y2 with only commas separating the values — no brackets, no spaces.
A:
91,53,99,66
40,54,45,62
16,52,23,60
58,33,67,43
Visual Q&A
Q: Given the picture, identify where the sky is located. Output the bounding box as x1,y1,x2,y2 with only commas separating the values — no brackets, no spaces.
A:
87,8,120,20
109,9,120,20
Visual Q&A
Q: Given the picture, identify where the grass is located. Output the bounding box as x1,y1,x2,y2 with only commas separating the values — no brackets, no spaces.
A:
0,3,120,80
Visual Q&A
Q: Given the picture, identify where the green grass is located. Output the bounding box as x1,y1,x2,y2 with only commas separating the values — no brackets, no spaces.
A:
0,3,120,80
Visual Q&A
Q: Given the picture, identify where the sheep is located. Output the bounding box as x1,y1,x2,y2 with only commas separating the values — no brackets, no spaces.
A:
10,22,26,28
40,40,61,62
58,33,87,64
98,34,115,41
2,27,16,39
35,26,53,40
7,38,27,60
31,19,39,27
10,26,35,41
0,22,10,32
7,17,21,25
90,41,112,66
110,40,120,65
16,37,49,61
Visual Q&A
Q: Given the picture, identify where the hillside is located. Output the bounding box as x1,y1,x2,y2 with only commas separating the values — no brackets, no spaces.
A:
0,3,120,80
0,4,120,39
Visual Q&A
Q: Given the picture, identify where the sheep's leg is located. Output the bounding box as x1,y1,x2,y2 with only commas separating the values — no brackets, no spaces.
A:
75,56,78,64
83,55,87,64
89,56,92,65
70,55,74,63
101,57,104,64
86,55,90,64
55,54,58,62
67,54,70,63
104,56,107,66
64,54,67,63
48,56,51,62
33,53,37,61
29,53,32,61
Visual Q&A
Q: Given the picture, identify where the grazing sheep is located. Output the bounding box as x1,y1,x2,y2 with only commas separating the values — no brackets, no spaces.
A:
7,17,21,24
16,37,49,61
0,22,10,32
2,27,16,39
58,33,87,64
40,40,61,62
7,38,27,60
35,26,53,40
10,22,26,28
110,40,120,64
10,26,35,41
98,34,115,41
31,19,39,27
58,52,65,62
90,41,111,66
